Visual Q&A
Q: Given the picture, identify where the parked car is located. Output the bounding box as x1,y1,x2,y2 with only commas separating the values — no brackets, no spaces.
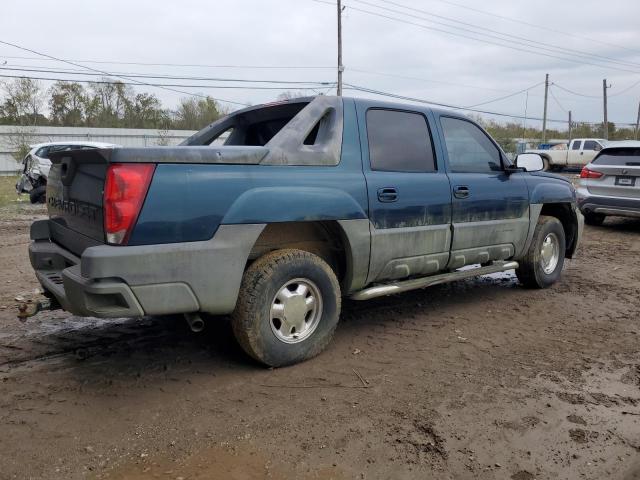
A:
577,141,640,225
26,96,583,366
15,141,119,203
526,138,607,170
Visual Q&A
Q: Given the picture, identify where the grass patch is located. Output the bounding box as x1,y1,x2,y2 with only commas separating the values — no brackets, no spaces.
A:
0,176,26,209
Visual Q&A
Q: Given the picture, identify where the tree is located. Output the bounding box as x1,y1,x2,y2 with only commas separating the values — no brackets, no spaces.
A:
124,92,166,128
0,78,45,126
49,81,87,126
85,79,133,127
173,96,223,130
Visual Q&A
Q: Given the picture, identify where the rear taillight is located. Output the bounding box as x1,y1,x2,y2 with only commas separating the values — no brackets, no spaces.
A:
104,163,155,245
579,167,603,179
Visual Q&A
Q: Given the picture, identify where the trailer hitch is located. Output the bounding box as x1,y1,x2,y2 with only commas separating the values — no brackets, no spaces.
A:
17,298,60,321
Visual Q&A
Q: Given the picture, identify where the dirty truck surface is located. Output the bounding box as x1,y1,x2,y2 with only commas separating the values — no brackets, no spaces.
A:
1,199,639,479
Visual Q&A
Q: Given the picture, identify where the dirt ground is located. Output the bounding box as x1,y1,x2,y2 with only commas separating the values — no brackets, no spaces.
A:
1,177,639,480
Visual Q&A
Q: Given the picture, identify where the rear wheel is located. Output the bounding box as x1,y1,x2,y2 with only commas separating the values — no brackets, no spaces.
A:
517,215,566,289
232,249,341,367
542,157,551,171
583,211,605,226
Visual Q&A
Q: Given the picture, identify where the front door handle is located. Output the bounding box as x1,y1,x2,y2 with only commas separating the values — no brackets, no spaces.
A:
377,187,398,202
453,185,470,199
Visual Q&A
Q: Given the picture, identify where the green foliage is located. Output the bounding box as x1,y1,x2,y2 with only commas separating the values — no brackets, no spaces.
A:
1,78,223,131
173,97,223,130
0,78,45,126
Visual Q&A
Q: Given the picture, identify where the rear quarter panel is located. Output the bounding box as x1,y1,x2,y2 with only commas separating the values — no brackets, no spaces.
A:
128,98,367,245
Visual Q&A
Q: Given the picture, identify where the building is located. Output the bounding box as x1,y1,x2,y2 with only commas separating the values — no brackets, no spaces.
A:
0,125,197,175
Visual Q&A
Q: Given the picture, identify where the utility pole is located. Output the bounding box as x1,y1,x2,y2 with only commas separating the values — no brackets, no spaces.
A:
337,0,344,96
542,73,549,143
603,79,610,140
635,101,640,140
568,110,572,142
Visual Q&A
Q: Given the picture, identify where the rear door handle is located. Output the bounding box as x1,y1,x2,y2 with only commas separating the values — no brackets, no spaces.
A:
377,187,398,202
453,185,470,199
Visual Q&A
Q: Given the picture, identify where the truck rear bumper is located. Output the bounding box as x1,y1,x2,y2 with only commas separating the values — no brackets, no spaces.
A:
29,221,265,318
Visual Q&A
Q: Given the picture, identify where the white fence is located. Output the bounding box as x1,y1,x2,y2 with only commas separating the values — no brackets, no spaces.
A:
0,125,197,175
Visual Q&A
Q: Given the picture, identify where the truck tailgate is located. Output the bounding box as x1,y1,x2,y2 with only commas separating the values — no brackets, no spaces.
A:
47,149,109,255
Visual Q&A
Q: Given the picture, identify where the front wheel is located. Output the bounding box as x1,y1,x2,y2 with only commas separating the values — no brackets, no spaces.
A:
516,216,566,288
232,249,341,367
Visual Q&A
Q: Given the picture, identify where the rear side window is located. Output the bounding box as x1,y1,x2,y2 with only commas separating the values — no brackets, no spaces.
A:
593,149,640,166
366,109,436,172
571,141,582,150
440,117,502,173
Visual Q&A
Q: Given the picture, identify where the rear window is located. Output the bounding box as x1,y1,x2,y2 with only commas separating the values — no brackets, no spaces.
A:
200,102,309,147
593,148,640,166
366,109,436,172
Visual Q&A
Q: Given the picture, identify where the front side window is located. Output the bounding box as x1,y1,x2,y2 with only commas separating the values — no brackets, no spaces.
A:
366,109,436,172
583,140,599,150
571,141,582,150
441,117,502,173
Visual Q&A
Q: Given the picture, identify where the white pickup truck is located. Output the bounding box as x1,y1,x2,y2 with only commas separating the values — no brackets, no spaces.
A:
526,138,607,170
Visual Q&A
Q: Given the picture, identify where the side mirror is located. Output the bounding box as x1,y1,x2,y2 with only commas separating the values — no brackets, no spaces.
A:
515,153,544,172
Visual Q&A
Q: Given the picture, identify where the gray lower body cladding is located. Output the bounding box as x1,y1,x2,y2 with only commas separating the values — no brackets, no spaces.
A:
29,222,265,318
577,188,640,219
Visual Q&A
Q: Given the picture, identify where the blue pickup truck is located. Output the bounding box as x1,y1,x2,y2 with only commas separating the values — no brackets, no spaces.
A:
28,95,583,366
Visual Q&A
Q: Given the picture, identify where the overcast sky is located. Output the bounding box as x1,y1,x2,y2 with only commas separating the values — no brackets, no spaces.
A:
2,0,640,128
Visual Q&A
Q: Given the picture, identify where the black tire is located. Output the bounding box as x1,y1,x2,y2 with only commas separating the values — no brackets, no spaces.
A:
29,185,46,204
232,249,341,367
583,211,605,226
516,215,566,289
542,157,551,171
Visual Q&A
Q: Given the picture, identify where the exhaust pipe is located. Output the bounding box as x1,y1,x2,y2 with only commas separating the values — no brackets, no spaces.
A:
184,313,205,333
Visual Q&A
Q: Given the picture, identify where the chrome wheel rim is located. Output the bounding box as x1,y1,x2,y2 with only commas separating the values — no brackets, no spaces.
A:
270,278,323,344
540,232,560,275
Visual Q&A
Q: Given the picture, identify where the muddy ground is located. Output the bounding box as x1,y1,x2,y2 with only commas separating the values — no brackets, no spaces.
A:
1,182,639,480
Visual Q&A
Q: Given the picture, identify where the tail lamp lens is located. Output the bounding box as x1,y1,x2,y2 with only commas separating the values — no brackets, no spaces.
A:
104,163,155,244
579,167,603,179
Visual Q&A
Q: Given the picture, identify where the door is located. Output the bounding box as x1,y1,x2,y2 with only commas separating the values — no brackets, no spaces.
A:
568,140,582,165
580,139,604,165
439,116,530,269
360,107,452,283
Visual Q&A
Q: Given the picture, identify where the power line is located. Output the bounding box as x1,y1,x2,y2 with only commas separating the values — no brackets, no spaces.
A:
0,39,249,106
345,83,638,126
3,70,635,126
464,82,544,109
548,86,568,114
609,78,640,97
552,83,602,99
358,0,640,71
312,0,640,76
0,66,333,86
423,0,640,56
0,54,334,70
344,83,567,122
0,73,332,91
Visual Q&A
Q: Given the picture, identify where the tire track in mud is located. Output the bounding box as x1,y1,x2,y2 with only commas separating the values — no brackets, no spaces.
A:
0,316,185,369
